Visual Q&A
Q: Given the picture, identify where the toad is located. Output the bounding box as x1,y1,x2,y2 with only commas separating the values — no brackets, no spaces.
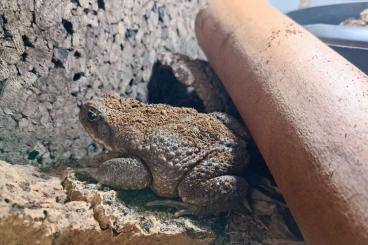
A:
79,94,250,214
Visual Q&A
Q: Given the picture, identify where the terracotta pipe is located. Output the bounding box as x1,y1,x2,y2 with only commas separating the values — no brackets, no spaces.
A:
195,0,368,244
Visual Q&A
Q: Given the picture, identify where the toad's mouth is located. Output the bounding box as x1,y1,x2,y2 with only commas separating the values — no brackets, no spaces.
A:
84,127,114,152
90,134,113,152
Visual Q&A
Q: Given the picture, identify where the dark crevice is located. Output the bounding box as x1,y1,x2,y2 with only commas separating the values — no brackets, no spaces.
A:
125,29,138,40
74,51,81,58
0,148,8,154
143,14,149,22
36,156,44,164
112,227,121,237
51,58,65,69
62,19,74,35
97,0,105,10
15,66,21,76
0,80,5,96
158,7,165,23
1,16,12,41
31,11,36,27
42,210,48,220
22,35,34,48
10,114,20,128
282,208,304,241
73,72,85,81
3,30,12,40
0,15,7,25
147,61,205,112
28,150,39,160
21,52,28,61
70,0,81,6
244,140,275,187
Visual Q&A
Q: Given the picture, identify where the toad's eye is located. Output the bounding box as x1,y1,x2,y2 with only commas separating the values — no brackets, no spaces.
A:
87,109,99,122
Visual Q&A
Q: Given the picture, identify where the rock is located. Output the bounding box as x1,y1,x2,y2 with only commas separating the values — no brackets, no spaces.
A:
0,160,304,244
0,160,216,244
0,0,207,165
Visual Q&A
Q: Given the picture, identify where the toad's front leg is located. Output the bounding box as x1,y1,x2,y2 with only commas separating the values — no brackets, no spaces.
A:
83,157,152,190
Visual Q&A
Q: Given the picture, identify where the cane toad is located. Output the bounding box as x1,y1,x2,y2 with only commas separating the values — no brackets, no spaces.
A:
79,94,249,214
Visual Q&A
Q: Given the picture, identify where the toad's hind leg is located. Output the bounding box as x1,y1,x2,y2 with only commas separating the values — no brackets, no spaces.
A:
177,155,248,214
83,157,152,190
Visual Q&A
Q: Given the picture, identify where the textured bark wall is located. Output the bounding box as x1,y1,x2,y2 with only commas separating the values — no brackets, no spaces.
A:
0,0,206,164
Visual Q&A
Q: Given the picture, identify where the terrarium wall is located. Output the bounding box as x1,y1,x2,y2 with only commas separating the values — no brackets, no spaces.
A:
0,0,206,165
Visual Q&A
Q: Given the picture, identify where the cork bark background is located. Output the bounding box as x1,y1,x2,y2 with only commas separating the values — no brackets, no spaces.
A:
0,0,206,164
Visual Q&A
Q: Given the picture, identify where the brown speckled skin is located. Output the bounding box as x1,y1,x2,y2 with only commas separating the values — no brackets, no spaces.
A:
79,94,249,213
